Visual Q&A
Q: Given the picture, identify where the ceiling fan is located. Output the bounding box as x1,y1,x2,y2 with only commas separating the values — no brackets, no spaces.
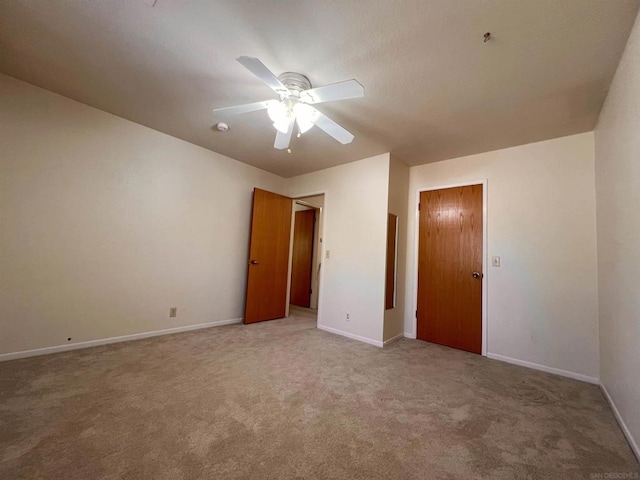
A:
213,56,364,150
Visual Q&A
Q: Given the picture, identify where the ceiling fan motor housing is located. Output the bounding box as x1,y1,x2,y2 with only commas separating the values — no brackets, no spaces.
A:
277,72,312,95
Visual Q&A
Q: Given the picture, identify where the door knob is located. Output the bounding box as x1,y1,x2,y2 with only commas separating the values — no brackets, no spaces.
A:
472,272,482,279
249,260,259,265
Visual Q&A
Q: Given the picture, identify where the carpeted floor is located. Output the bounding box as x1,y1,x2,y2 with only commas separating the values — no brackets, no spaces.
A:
1,307,638,479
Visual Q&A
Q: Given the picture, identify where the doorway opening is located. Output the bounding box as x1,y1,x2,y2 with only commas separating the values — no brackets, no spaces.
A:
243,189,325,326
287,195,324,322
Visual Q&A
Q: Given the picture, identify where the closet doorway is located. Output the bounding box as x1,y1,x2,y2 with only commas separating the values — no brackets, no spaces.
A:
289,195,324,311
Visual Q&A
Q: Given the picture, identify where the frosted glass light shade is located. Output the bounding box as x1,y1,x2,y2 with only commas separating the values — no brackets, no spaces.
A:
294,103,318,134
268,101,288,122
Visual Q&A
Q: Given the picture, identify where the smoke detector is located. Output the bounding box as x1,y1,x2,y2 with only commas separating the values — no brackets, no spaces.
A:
216,122,229,132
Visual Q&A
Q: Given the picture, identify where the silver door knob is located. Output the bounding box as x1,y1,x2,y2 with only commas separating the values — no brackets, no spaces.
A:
472,272,482,278
249,260,259,265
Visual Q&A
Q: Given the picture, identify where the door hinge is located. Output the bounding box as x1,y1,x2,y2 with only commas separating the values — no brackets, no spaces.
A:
415,310,418,318
418,203,421,211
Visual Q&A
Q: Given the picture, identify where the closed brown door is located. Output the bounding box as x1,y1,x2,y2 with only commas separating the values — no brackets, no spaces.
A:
244,188,293,324
417,185,483,354
290,209,315,307
385,213,398,310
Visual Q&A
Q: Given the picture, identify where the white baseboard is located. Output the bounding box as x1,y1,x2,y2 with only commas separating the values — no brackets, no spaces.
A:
486,353,599,385
317,324,383,347
600,383,640,462
383,333,404,346
404,332,416,339
0,318,243,362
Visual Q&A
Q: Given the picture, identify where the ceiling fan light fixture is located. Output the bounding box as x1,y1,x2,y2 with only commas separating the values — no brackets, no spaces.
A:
294,103,317,134
267,100,289,124
212,56,364,150
273,119,290,133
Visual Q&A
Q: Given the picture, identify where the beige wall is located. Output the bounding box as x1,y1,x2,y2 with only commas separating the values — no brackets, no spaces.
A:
383,155,409,342
0,74,285,356
285,154,390,346
594,12,640,458
405,133,599,381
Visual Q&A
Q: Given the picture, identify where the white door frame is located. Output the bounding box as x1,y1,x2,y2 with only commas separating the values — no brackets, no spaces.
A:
411,180,488,356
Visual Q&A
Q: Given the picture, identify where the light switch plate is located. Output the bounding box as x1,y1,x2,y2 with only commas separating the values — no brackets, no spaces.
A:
492,256,501,267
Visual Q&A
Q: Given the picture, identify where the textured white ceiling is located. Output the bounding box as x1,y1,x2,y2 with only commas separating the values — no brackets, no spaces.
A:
1,0,638,177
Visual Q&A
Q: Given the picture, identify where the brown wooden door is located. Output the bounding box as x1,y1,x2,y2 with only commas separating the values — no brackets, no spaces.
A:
244,188,293,324
290,209,315,307
417,185,483,354
385,213,398,310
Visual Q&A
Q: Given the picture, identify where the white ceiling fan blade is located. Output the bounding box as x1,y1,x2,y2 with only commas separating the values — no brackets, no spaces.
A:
236,56,288,94
312,111,355,144
274,116,295,150
302,80,364,104
212,100,269,118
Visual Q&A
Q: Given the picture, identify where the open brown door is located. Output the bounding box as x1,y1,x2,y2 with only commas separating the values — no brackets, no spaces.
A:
244,188,293,324
417,185,483,354
290,209,315,307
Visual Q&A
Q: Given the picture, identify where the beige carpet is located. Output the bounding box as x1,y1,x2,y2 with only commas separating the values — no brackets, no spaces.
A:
1,307,638,479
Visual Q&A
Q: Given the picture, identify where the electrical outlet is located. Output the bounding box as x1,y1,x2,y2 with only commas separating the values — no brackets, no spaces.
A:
346,313,350,321
169,307,177,318
326,250,331,259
